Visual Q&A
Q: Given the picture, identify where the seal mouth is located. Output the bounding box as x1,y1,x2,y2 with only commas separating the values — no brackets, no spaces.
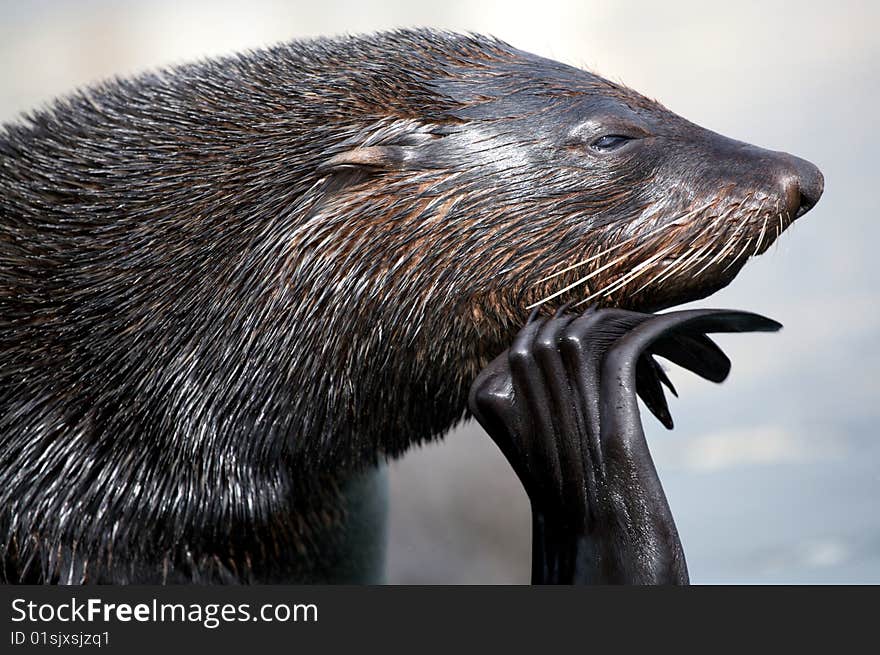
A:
794,203,813,220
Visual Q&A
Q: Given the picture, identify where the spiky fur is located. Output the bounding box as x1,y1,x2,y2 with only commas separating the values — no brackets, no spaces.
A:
0,29,797,583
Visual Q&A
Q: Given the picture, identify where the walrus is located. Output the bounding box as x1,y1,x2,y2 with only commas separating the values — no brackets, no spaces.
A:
0,29,823,584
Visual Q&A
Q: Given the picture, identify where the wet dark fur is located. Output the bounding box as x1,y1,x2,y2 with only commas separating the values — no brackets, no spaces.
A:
0,29,810,583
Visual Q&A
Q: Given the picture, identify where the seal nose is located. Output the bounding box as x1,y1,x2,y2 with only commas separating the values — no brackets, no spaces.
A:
781,154,824,218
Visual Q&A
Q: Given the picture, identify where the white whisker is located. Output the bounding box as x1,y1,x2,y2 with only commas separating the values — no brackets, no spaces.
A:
573,240,681,306
526,248,640,309
537,200,715,283
723,235,754,272
752,213,769,257
676,239,717,278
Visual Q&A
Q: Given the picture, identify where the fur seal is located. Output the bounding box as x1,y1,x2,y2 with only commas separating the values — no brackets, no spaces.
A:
0,29,822,583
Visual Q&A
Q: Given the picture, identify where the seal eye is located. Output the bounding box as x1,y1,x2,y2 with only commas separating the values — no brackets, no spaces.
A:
591,134,633,152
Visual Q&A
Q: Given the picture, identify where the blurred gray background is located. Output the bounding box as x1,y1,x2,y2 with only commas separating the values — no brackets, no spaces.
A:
1,0,876,583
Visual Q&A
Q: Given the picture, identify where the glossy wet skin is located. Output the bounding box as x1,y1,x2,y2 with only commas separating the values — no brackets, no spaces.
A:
469,306,783,583
427,52,825,318
538,93,822,312
0,29,825,584
571,97,819,311
454,48,824,584
551,95,826,311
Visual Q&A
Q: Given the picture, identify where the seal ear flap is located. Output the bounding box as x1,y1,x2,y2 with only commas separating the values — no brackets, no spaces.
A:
316,119,442,175
317,145,414,173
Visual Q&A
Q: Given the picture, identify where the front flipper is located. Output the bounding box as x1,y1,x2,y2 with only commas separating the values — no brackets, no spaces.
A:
468,307,781,584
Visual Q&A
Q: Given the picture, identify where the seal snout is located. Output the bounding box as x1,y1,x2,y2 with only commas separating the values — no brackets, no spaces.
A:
777,153,824,219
